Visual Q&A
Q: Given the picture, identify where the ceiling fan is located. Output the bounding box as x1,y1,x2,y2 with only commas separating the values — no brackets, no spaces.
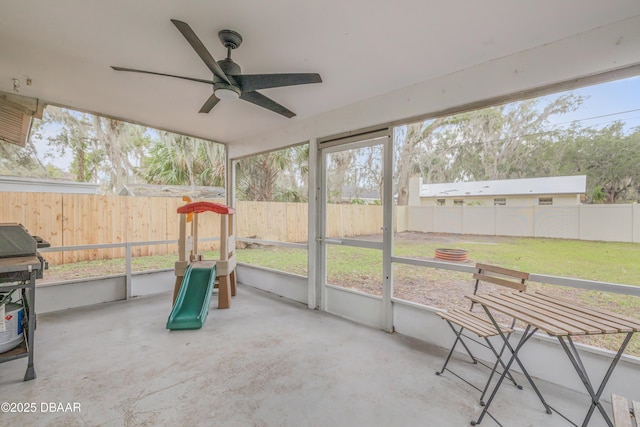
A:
111,19,322,118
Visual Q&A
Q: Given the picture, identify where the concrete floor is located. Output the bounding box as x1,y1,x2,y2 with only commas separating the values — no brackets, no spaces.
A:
0,285,612,426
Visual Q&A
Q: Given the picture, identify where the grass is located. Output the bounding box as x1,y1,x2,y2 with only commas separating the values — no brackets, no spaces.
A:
393,236,640,285
41,232,640,355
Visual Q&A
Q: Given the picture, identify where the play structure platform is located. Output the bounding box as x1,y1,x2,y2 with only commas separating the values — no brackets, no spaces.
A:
166,200,237,331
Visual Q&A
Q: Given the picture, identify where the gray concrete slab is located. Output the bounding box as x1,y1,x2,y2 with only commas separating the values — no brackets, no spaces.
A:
0,286,612,426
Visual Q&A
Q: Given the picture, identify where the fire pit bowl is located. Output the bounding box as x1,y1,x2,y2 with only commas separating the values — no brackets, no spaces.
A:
434,248,468,262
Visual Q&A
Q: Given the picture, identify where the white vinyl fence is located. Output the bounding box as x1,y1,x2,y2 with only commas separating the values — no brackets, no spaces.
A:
397,204,640,243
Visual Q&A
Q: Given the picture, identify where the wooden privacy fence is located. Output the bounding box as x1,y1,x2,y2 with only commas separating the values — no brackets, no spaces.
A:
235,201,384,242
0,193,224,264
0,192,384,264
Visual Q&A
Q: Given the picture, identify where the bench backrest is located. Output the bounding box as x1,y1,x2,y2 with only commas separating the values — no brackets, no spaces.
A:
472,263,528,294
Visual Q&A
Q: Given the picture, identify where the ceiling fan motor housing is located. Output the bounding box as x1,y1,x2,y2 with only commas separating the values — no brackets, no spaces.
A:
218,58,241,77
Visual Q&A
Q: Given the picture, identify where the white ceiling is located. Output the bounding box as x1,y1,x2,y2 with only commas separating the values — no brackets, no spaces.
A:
1,1,640,146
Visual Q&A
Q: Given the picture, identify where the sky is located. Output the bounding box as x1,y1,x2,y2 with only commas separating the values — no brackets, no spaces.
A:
544,75,640,131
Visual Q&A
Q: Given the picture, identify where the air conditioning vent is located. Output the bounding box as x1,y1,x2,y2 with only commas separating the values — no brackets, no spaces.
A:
0,91,43,148
0,103,32,147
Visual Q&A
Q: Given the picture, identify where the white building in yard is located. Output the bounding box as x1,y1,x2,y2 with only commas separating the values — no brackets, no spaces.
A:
409,175,586,207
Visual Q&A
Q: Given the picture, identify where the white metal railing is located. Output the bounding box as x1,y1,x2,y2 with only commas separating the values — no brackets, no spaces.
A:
238,236,640,298
38,237,219,299
391,255,640,297
38,237,640,300
237,237,307,250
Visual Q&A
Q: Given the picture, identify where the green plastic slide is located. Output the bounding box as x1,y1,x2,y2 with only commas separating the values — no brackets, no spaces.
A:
166,263,216,330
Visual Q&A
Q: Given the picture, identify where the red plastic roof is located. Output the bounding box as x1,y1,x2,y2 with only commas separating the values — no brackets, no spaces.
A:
177,201,235,215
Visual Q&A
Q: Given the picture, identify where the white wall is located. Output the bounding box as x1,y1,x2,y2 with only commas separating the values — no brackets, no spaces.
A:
236,264,308,304
0,176,99,194
36,269,176,314
419,194,579,207
230,16,640,159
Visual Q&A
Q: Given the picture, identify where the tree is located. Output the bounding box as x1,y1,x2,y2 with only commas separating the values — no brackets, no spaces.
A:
0,139,48,177
325,145,383,204
236,150,291,201
234,144,312,202
140,132,225,187
556,123,640,203
395,118,445,205
443,94,583,181
92,115,148,192
275,144,309,202
43,106,149,191
392,94,583,204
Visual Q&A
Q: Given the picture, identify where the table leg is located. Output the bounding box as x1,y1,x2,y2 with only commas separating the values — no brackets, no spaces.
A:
480,336,523,406
485,308,551,415
557,333,632,427
472,303,554,425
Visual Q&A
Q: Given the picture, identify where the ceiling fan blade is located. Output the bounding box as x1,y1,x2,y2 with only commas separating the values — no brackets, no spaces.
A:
240,91,295,118
199,93,221,113
170,19,231,84
235,73,322,92
111,66,214,85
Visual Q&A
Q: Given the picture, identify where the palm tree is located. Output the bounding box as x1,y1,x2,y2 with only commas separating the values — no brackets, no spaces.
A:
236,150,292,201
140,132,225,187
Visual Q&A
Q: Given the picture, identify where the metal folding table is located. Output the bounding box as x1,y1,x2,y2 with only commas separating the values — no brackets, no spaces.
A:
466,291,640,427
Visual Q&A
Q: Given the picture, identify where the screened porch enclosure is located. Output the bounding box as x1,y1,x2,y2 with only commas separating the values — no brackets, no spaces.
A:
2,4,640,426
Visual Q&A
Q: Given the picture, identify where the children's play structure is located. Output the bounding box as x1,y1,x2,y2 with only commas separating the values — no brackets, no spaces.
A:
166,200,237,330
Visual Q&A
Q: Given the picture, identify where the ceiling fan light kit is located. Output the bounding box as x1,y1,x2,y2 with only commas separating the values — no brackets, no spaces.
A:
111,20,321,118
214,86,241,101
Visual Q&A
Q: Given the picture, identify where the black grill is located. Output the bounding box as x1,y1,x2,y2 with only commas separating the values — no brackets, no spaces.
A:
0,223,48,283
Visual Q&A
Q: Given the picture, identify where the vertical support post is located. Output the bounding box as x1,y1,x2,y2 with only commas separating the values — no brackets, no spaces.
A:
218,213,232,309
220,215,229,261
307,138,318,309
228,213,235,252
178,215,186,262
315,139,328,312
192,213,199,259
382,129,394,333
125,243,132,300
174,214,187,304
228,212,237,296
226,146,233,208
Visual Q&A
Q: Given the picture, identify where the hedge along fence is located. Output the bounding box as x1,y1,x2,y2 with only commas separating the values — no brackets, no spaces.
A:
0,193,385,265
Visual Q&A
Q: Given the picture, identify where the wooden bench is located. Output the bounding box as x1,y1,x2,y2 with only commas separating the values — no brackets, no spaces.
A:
612,394,639,427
